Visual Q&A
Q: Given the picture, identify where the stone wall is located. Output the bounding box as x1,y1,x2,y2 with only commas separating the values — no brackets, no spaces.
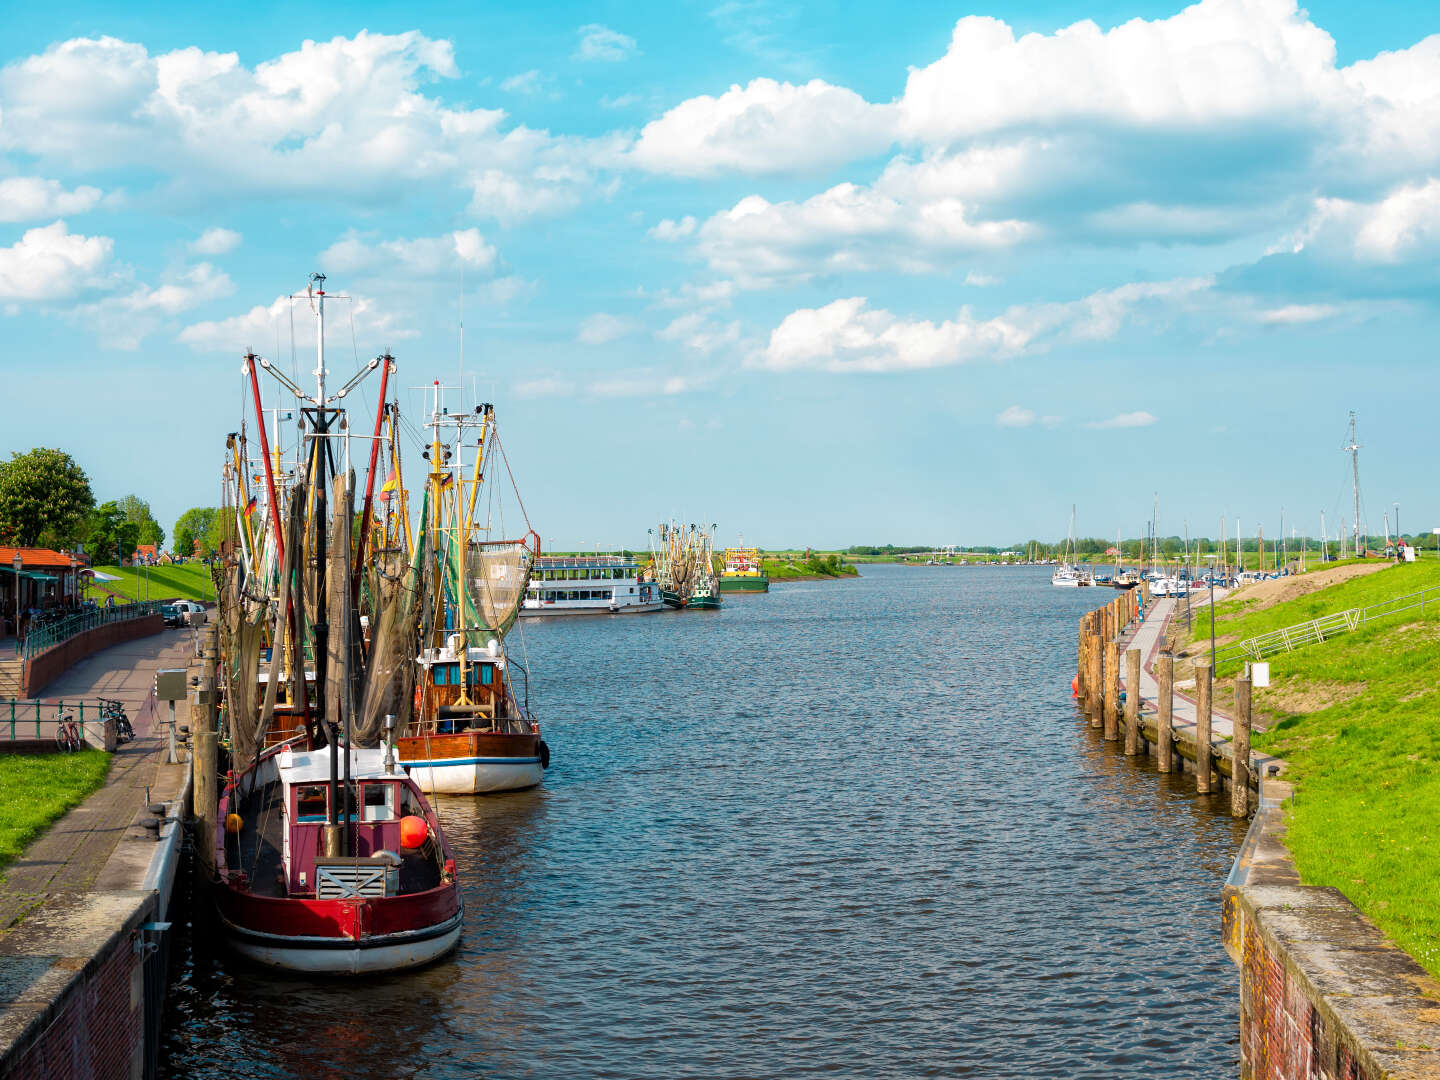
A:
1223,779,1440,1079
23,614,163,698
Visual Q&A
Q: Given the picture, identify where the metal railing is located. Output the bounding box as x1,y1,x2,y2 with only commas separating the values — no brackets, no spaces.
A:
1214,583,1440,668
21,601,163,663
0,698,112,748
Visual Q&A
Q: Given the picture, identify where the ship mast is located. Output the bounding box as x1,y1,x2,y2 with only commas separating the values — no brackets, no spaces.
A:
1345,411,1362,557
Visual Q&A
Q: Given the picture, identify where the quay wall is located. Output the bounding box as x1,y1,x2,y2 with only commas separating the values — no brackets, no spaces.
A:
23,614,163,698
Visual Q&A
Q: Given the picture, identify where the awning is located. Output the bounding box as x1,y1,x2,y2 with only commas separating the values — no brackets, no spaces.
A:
89,571,121,582
15,570,59,582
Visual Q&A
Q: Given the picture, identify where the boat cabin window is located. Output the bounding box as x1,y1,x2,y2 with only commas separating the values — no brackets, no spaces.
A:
362,782,396,822
296,784,327,821
479,663,494,686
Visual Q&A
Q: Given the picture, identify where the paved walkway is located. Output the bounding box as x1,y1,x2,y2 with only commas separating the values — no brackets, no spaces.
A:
1121,596,1238,738
0,629,196,933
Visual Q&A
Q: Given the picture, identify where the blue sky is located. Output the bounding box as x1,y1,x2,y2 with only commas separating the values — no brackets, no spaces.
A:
4,0,1440,550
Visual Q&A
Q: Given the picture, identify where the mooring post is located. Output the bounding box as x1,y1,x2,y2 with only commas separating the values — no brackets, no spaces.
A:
1103,636,1119,740
1195,660,1213,794
1124,648,1141,754
194,728,217,879
1232,675,1252,817
1077,616,1089,703
1157,650,1174,772
1087,627,1103,724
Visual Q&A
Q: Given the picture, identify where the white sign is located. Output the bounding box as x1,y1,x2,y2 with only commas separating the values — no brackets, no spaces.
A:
1252,661,1271,688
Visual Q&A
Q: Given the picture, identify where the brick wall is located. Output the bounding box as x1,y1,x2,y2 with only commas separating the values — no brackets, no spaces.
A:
23,615,164,698
1,893,152,1080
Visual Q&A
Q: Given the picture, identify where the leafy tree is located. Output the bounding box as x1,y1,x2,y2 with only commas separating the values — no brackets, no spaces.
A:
173,526,195,561
173,507,218,556
0,448,95,547
85,502,141,564
116,494,165,548
205,511,236,556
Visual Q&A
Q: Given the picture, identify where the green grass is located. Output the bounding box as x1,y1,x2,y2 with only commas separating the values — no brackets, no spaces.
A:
83,562,215,604
1249,612,1440,976
1191,558,1440,669
0,750,112,872
762,556,859,579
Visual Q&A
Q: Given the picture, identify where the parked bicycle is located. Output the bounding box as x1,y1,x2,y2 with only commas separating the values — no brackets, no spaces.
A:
55,713,83,753
97,697,135,743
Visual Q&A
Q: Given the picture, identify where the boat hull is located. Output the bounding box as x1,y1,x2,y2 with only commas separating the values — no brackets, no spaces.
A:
397,731,545,794
215,885,462,975
686,594,723,609
719,576,768,593
520,600,664,616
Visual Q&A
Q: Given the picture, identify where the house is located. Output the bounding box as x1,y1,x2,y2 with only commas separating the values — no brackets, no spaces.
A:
0,547,90,634
133,544,160,566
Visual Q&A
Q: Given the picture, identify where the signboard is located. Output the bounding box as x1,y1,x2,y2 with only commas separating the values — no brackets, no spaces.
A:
155,669,188,701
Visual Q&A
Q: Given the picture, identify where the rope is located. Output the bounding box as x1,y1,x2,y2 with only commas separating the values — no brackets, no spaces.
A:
491,425,534,534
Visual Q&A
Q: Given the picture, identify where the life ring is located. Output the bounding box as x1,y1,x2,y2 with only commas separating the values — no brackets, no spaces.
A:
538,739,551,769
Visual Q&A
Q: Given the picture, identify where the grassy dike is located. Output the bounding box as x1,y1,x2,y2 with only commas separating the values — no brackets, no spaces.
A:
83,562,216,604
1188,558,1440,976
0,750,112,873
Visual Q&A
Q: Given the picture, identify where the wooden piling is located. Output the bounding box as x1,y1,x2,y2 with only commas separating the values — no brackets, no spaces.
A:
1087,629,1103,725
1157,650,1174,773
1077,617,1089,702
1123,648,1141,755
194,729,217,879
1194,660,1213,794
1103,636,1119,740
1232,675,1252,817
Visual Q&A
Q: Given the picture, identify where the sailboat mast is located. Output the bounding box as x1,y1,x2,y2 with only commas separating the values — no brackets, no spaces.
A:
1346,411,1362,557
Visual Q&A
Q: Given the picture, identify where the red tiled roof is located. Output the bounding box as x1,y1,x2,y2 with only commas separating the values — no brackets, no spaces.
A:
0,547,88,569
135,544,158,556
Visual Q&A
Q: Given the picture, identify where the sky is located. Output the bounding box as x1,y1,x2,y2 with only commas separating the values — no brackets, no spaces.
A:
3,0,1440,551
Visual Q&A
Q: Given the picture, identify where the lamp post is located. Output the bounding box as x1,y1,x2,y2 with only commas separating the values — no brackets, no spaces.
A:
12,552,21,653
68,554,77,610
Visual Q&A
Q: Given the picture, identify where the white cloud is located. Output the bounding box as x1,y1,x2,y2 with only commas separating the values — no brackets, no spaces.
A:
600,93,641,109
1286,181,1440,264
0,220,113,301
630,78,893,177
577,312,639,345
0,177,104,223
500,70,547,95
319,228,498,277
513,375,577,398
755,277,1209,373
0,32,619,223
656,312,741,353
178,291,414,352
73,262,233,349
650,216,697,241
1258,303,1338,324
574,25,638,62
965,271,1000,286
190,227,241,255
1088,411,1157,429
996,405,1036,427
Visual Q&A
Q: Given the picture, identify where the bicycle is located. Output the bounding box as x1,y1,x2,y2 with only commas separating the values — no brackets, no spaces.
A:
98,698,135,744
55,714,83,753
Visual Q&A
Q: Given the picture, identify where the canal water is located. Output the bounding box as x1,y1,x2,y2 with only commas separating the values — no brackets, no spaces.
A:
159,564,1246,1079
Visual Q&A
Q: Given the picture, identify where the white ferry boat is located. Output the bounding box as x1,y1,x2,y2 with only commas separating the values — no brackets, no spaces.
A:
521,555,664,616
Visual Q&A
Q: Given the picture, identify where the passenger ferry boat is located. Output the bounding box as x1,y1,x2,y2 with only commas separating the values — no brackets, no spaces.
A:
718,546,769,593
215,741,462,975
521,555,663,615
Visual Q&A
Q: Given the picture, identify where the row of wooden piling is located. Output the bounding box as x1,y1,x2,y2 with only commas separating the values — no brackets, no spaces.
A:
1076,587,1253,817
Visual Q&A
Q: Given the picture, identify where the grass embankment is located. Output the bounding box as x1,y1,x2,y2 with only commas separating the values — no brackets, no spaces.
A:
0,750,111,873
1187,558,1440,976
762,555,859,580
84,562,215,604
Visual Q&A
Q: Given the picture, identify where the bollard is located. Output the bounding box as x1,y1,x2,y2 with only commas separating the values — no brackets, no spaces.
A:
1157,650,1174,773
194,730,218,879
1087,629,1103,724
1232,676,1252,817
1195,660,1213,794
1124,648,1141,755
1103,636,1119,740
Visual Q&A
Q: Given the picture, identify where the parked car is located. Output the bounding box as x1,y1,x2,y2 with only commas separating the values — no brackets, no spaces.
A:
166,600,208,627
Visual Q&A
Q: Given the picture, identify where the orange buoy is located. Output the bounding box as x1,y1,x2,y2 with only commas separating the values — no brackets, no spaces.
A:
224,813,243,835
400,815,429,849
1070,675,1079,698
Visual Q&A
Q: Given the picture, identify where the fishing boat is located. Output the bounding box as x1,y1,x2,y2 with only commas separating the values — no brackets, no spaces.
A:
718,544,769,593
650,521,724,610
212,274,462,974
521,554,664,615
394,384,550,794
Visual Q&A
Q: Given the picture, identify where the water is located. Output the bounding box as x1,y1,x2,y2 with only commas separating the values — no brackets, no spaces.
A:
159,565,1245,1079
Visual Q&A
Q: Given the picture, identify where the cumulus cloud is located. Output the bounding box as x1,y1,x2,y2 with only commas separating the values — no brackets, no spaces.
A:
574,25,637,62
996,405,1036,427
73,262,233,349
1087,411,1158,429
0,32,619,222
630,78,893,177
0,177,104,223
178,292,414,352
1258,303,1338,324
650,216,697,241
0,220,113,301
577,312,639,345
191,227,241,255
320,227,498,277
656,312,741,353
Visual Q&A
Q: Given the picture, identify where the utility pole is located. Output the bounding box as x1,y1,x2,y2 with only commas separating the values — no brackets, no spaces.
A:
1321,511,1327,563
1346,411,1362,557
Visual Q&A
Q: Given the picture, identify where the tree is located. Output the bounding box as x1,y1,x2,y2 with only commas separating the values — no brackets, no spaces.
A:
173,526,195,561
85,502,141,565
0,448,95,547
173,507,218,556
116,494,165,548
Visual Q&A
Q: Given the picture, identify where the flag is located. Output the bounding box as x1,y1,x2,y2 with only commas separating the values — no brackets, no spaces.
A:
438,472,455,489
379,470,398,503
243,496,258,519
